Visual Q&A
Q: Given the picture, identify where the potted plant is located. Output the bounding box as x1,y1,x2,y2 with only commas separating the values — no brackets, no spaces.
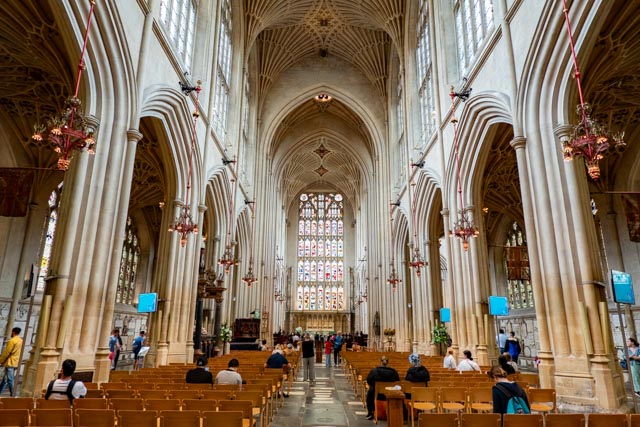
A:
220,323,232,355
432,322,449,355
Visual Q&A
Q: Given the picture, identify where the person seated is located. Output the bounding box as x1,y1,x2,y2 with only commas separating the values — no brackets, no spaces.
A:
260,339,269,351
503,352,519,372
45,359,87,403
284,343,295,356
458,350,481,372
498,354,516,375
405,353,430,397
443,347,457,369
264,351,291,397
186,356,213,384
488,366,529,414
216,358,243,390
365,355,400,420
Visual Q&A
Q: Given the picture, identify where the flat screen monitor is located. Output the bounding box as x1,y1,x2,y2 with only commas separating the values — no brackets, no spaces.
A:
489,296,509,316
138,293,158,313
612,270,635,305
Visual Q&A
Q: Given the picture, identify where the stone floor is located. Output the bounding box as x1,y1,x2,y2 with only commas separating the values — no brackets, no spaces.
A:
269,361,386,427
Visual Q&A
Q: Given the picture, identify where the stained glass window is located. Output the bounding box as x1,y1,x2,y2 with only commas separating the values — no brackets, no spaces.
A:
38,184,63,291
213,0,233,139
296,193,345,310
116,217,141,305
416,0,435,145
504,222,533,309
454,0,494,74
159,0,197,70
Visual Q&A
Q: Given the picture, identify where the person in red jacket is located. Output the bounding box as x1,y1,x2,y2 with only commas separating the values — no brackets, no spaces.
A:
325,338,333,367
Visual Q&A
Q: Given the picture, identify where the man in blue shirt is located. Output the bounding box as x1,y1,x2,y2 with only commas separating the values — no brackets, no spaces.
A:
333,331,343,366
131,331,145,370
264,351,291,397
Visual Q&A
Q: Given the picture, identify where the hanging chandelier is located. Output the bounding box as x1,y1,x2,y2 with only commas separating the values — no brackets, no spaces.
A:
32,0,98,170
559,0,624,180
448,86,478,251
408,180,427,276
242,203,258,286
218,244,239,274
387,202,402,290
168,80,202,246
218,157,240,272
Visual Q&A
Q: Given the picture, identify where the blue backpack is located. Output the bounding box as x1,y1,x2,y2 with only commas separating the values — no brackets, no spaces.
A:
496,383,530,414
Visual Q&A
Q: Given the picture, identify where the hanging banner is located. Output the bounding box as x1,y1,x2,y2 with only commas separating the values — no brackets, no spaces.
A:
489,296,509,316
0,168,34,217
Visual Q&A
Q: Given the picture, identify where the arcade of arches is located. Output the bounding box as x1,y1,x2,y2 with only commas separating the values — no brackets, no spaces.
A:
0,0,639,413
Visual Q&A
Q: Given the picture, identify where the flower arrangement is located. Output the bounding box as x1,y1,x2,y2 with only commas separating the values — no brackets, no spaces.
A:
219,323,232,342
383,328,396,337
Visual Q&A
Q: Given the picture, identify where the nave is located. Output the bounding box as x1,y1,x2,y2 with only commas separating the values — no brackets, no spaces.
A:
272,363,374,427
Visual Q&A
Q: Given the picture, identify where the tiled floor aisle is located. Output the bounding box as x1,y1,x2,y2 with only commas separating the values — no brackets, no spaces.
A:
269,361,388,427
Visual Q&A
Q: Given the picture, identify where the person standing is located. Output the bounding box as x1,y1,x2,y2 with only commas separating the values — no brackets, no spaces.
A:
109,329,123,370
365,356,400,420
186,357,214,384
628,338,640,396
506,332,521,363
131,331,145,370
333,331,343,367
45,359,87,403
496,329,507,354
0,327,23,396
325,338,332,367
301,333,315,383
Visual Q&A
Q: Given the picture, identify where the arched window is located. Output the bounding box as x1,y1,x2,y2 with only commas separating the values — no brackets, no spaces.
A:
296,193,345,311
454,0,494,74
159,0,197,70
38,184,63,291
117,217,141,305
213,0,233,139
416,0,435,145
503,222,533,309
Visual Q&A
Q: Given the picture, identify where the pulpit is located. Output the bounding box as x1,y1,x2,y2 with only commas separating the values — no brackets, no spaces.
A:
230,318,261,350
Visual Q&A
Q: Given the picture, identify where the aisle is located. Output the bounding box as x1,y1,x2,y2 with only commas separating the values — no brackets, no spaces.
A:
270,361,387,427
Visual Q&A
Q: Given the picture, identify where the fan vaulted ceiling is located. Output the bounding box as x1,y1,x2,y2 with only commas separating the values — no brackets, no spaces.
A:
245,0,404,208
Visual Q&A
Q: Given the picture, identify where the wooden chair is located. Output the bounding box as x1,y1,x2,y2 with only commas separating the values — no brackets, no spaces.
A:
182,398,217,411
167,389,201,400
439,387,468,413
109,398,145,411
160,409,200,427
527,388,556,414
235,391,266,427
146,398,180,411
105,389,137,399
32,408,73,426
36,398,71,409
461,413,501,427
83,389,104,399
219,400,255,427
503,414,544,427
203,390,234,401
74,409,116,427
72,398,108,409
83,382,99,390
137,389,169,400
631,414,640,427
468,388,493,413
134,382,158,390
408,387,438,427
373,381,401,423
100,382,128,391
0,397,34,410
202,410,243,427
588,414,628,427
545,414,585,427
0,409,30,426
118,409,158,427
185,383,212,390
418,413,458,427
213,383,239,392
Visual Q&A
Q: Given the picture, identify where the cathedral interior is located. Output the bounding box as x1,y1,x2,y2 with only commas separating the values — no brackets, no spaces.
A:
0,0,640,413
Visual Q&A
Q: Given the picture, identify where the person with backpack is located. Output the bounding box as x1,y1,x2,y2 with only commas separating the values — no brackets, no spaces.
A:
131,331,145,370
488,366,529,414
45,359,87,403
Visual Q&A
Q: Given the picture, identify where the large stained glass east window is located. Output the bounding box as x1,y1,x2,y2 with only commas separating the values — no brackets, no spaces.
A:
296,193,345,311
